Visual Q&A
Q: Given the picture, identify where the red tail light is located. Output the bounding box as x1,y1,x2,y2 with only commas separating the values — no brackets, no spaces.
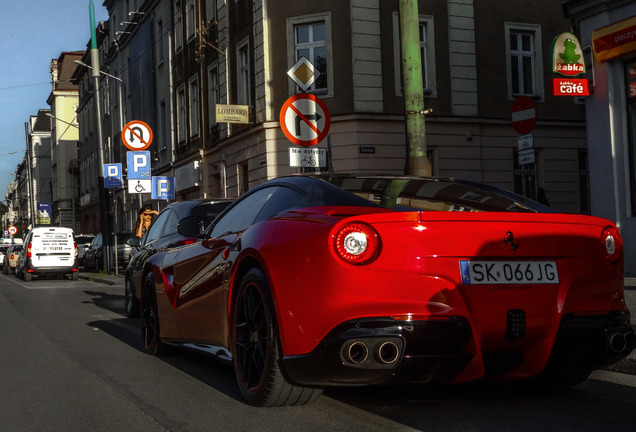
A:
601,226,622,261
74,242,78,258
27,242,32,258
333,222,381,265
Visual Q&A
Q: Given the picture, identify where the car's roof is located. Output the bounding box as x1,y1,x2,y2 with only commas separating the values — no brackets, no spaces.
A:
242,173,554,214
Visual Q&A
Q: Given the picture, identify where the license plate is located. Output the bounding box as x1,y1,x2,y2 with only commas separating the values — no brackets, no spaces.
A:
460,260,559,285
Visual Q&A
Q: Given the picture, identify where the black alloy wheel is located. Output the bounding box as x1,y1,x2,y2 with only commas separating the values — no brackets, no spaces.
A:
232,268,321,407
141,273,164,355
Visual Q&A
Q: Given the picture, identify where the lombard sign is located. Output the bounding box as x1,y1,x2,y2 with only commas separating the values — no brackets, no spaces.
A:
551,32,586,76
216,104,250,124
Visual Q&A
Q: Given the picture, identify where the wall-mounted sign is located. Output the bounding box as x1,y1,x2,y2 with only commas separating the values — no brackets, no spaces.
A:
36,203,51,225
551,32,585,76
553,78,590,96
592,15,636,63
216,104,250,124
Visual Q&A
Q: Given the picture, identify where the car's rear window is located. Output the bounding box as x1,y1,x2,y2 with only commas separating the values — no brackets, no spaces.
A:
325,176,549,213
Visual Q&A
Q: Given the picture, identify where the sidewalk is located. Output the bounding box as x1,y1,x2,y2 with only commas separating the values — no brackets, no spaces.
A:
79,271,636,375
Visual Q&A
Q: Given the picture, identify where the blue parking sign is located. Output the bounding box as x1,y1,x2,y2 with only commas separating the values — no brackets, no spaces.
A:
127,151,151,180
152,176,175,200
104,163,123,188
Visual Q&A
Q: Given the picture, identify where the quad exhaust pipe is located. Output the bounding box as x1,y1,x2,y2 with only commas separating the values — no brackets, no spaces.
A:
608,331,636,354
342,339,402,367
375,341,400,364
345,341,369,364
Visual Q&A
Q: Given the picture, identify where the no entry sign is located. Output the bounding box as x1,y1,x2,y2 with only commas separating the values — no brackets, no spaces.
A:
280,94,330,147
510,96,537,135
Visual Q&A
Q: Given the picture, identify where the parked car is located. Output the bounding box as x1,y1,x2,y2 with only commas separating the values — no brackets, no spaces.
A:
83,232,133,272
0,245,9,266
138,174,635,407
2,244,22,274
0,238,22,265
16,227,78,281
125,200,232,318
75,234,95,266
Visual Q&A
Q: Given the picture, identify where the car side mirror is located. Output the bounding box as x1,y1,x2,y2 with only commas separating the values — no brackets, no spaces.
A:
127,237,141,248
178,216,205,237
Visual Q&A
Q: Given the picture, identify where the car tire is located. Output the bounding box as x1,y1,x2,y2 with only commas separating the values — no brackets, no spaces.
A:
232,268,322,407
125,277,140,318
141,273,164,355
24,272,32,282
71,272,79,281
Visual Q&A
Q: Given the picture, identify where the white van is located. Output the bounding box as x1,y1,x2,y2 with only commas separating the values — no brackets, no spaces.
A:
16,227,79,281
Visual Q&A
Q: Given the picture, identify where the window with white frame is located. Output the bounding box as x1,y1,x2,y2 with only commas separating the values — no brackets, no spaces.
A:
174,1,183,51
505,23,544,100
177,84,186,143
186,0,196,41
189,75,199,137
393,13,437,97
237,38,251,106
208,62,219,129
293,20,328,93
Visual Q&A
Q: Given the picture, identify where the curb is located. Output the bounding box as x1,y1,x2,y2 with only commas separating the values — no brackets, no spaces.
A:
78,274,121,286
605,356,636,375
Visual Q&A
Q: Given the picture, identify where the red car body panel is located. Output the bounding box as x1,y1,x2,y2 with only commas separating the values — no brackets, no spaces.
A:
142,175,633,390
147,204,628,384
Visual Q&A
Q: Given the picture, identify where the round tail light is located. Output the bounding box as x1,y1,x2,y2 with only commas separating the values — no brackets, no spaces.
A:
601,226,622,261
333,222,381,265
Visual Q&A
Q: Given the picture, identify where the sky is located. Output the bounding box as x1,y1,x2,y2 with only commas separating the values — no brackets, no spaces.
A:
0,1,108,203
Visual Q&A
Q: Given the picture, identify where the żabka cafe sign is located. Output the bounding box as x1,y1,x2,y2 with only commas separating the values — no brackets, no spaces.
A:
551,32,589,97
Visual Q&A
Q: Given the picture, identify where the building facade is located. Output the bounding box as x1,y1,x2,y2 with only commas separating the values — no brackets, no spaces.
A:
47,51,83,229
70,0,589,252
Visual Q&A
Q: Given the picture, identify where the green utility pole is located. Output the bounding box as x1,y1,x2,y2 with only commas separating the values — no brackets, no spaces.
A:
398,0,432,177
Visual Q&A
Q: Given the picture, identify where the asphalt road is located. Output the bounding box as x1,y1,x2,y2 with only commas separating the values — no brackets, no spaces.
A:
2,273,636,431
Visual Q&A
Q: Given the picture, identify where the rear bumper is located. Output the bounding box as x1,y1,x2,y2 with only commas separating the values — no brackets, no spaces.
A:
25,259,79,275
281,317,473,386
280,312,635,387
